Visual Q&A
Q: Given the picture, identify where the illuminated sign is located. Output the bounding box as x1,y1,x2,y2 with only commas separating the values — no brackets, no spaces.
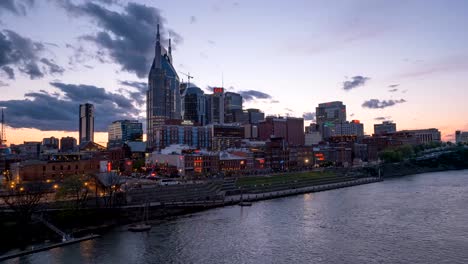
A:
213,87,224,94
351,120,360,124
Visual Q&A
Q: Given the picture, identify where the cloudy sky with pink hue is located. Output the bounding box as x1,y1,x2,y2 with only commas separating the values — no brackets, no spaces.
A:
1,0,467,145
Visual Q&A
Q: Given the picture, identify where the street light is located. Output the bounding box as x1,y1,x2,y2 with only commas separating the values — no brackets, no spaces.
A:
53,184,59,190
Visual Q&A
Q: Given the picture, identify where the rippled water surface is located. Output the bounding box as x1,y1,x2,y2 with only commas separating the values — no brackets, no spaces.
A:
7,170,468,264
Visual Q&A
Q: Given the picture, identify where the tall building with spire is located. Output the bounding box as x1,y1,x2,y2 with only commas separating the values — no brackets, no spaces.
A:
147,24,181,149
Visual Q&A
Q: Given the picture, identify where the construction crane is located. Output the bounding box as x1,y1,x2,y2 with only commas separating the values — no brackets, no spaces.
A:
178,72,194,87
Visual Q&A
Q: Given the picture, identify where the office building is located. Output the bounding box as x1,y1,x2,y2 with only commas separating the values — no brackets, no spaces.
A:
246,108,265,124
456,131,468,143
224,92,243,123
206,87,225,124
60,137,77,153
316,101,346,135
400,128,441,144
258,116,305,146
182,85,206,125
210,124,244,151
79,103,94,145
108,120,143,148
323,120,364,138
374,121,397,135
147,24,181,149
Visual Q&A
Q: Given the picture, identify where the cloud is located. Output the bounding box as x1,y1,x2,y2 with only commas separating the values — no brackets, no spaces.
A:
388,88,398,92
0,80,8,87
40,58,65,75
388,84,399,88
207,40,216,45
0,82,141,131
58,1,182,78
190,15,196,24
0,29,63,79
374,116,392,121
119,80,147,92
0,0,35,16
50,82,137,110
343,75,370,91
397,55,468,79
303,112,316,121
362,99,406,109
350,113,355,117
2,65,14,79
238,90,272,101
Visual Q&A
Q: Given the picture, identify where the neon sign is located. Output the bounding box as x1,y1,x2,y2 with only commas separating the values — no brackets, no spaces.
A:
213,87,224,94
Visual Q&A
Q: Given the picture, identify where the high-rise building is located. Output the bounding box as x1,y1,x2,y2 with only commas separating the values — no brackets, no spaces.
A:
60,137,77,152
455,131,468,143
147,24,181,150
224,92,243,123
316,101,346,135
182,85,206,125
206,87,225,125
374,121,397,135
108,120,143,148
79,103,94,145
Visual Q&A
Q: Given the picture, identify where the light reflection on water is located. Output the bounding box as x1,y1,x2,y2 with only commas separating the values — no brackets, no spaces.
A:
6,170,468,264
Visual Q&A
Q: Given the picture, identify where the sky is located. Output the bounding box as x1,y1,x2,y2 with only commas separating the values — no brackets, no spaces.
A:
1,0,467,145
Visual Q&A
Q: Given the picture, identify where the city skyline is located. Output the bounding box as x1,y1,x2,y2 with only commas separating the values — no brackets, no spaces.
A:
1,0,468,145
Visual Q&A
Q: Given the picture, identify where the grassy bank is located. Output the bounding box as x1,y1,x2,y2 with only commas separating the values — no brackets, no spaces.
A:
236,171,335,188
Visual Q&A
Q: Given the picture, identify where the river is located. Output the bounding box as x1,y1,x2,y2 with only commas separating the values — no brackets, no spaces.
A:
5,170,468,264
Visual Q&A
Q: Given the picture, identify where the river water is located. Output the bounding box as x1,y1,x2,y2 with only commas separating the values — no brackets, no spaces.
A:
6,170,468,264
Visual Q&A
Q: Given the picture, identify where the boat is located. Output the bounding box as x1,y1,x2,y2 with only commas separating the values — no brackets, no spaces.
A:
128,223,152,232
238,201,252,206
128,202,152,232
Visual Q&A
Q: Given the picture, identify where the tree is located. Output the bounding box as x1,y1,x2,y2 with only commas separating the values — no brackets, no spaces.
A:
1,183,50,223
55,174,91,209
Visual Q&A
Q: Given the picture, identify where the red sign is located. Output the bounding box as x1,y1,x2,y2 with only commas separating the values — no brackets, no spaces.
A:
213,87,224,94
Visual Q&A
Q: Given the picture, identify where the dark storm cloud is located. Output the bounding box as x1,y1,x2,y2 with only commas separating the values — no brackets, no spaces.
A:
50,82,136,110
0,82,141,131
40,58,65,75
0,0,35,16
119,80,147,92
303,112,316,121
59,1,182,78
2,66,14,79
343,75,370,91
362,99,406,109
0,29,63,79
239,90,272,101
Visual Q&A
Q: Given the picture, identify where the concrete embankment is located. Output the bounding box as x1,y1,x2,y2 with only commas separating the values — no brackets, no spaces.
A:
0,235,100,262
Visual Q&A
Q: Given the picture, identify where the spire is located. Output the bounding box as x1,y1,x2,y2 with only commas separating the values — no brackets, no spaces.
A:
153,23,162,69
169,38,172,56
156,23,160,42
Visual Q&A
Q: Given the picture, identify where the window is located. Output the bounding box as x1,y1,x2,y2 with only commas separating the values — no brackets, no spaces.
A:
52,166,55,171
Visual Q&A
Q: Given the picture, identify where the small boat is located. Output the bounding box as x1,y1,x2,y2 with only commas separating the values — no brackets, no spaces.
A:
238,201,252,207
128,223,152,232
128,202,152,232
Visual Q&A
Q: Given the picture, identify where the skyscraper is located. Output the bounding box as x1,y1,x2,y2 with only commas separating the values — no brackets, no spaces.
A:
182,84,206,125
206,88,225,125
224,92,243,123
147,24,181,149
79,103,94,144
